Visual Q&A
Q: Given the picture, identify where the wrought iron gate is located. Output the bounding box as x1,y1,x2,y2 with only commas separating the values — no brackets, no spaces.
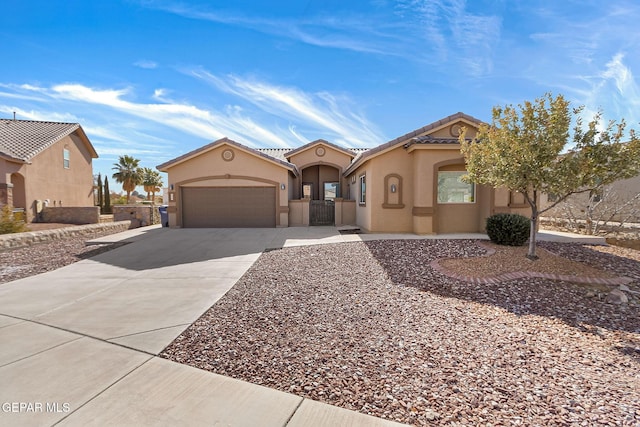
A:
310,200,335,225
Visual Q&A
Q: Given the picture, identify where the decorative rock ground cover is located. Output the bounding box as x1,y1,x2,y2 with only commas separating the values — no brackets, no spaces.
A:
162,240,640,426
0,227,127,283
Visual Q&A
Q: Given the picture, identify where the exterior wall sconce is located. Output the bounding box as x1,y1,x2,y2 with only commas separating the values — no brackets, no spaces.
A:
280,183,286,190
390,184,397,193
169,184,174,190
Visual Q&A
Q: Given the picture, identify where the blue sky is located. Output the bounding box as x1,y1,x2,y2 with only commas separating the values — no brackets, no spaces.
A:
2,0,640,191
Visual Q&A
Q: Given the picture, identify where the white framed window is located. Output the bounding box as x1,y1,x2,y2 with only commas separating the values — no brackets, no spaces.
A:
359,174,366,205
63,148,70,169
437,171,475,203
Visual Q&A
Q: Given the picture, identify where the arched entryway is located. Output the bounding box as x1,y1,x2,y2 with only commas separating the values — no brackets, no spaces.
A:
10,173,25,208
300,164,341,200
300,164,341,225
10,173,26,221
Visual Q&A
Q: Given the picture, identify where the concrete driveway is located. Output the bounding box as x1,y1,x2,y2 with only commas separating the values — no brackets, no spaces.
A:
0,226,406,427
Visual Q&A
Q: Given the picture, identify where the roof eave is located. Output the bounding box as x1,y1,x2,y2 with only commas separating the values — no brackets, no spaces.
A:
157,137,299,176
343,112,484,176
284,139,356,160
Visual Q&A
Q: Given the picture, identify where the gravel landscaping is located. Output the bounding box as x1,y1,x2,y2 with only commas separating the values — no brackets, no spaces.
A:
0,229,125,283
162,240,640,426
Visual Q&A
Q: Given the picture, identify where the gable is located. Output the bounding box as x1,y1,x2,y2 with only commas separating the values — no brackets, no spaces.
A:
0,119,97,163
157,138,297,175
343,112,484,176
286,140,355,171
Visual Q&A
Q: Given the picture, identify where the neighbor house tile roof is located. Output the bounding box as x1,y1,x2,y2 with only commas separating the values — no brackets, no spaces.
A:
0,119,97,162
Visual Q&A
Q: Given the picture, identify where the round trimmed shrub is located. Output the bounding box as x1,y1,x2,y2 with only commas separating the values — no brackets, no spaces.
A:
486,213,530,246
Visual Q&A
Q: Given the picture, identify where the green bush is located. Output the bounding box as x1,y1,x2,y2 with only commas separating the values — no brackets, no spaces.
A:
486,213,530,246
0,205,27,234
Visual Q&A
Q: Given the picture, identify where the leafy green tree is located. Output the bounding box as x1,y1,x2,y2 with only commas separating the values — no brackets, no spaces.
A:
104,177,111,213
460,93,640,259
112,155,142,204
141,168,163,203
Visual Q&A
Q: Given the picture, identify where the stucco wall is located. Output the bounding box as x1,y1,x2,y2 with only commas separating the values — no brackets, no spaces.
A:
163,143,290,227
540,175,640,223
353,166,372,232
343,119,497,234
288,199,306,226
368,147,414,232
339,199,356,225
1,133,95,222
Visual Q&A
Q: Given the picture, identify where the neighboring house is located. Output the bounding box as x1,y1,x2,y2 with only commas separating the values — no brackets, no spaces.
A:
541,174,640,224
0,118,98,222
157,112,527,233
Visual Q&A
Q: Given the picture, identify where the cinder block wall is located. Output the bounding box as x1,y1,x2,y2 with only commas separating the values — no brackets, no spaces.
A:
41,207,100,224
112,205,160,228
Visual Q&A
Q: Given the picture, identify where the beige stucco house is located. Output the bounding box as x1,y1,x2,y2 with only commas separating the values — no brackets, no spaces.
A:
157,112,526,233
0,119,98,222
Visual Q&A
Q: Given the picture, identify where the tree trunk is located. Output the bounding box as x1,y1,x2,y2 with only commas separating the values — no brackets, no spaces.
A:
527,214,538,260
526,189,539,260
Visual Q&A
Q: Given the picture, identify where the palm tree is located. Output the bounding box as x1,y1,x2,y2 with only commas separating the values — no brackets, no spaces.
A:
112,155,142,204
141,167,163,203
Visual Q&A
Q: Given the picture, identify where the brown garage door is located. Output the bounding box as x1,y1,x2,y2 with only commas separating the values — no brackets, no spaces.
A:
181,187,276,228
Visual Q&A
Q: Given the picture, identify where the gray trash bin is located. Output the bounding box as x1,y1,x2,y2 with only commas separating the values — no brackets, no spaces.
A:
158,205,169,227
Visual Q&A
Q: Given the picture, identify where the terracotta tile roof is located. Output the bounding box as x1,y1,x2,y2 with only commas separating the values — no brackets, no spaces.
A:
256,148,291,162
0,119,96,162
403,135,473,147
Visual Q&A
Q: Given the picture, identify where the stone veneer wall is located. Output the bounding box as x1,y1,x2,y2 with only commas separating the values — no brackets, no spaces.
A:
0,221,132,250
41,207,100,224
112,205,160,228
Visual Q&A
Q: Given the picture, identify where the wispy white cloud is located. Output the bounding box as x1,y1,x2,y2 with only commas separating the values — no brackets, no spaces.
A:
188,69,386,147
586,53,640,125
395,0,501,76
0,106,79,123
144,1,397,56
142,0,486,64
134,59,158,69
1,72,383,153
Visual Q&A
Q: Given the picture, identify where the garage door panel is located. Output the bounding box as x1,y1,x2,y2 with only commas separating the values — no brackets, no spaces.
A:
182,187,276,228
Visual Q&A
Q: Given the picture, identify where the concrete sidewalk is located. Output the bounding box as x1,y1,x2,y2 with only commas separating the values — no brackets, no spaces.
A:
0,225,603,426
